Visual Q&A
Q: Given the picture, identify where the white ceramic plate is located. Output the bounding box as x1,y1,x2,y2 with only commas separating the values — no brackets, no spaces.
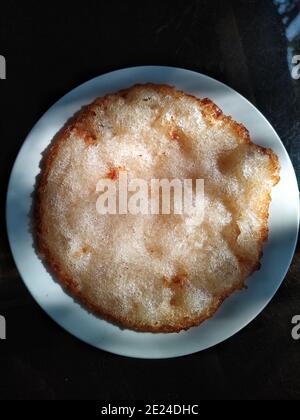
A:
6,66,299,359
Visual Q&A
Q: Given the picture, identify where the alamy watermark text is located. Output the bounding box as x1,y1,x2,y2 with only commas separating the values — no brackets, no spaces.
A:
95,170,205,217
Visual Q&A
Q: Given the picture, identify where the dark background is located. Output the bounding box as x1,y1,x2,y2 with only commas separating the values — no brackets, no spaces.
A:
1,0,300,400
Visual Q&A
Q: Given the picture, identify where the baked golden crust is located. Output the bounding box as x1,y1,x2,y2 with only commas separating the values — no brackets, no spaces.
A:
35,83,280,333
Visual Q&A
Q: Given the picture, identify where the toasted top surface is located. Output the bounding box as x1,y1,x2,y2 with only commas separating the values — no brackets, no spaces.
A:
36,84,280,332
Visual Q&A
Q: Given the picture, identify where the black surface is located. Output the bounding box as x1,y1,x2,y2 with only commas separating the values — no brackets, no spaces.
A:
0,0,300,400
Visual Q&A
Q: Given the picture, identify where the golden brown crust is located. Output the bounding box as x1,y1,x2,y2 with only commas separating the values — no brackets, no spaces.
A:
35,83,280,333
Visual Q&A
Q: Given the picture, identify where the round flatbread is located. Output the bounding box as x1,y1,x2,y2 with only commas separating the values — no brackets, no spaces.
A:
35,84,280,332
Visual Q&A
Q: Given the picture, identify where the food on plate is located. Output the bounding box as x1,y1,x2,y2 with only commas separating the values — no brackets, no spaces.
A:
35,84,280,332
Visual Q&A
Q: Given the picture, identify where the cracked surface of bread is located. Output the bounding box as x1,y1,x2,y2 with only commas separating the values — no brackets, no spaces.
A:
35,84,280,332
